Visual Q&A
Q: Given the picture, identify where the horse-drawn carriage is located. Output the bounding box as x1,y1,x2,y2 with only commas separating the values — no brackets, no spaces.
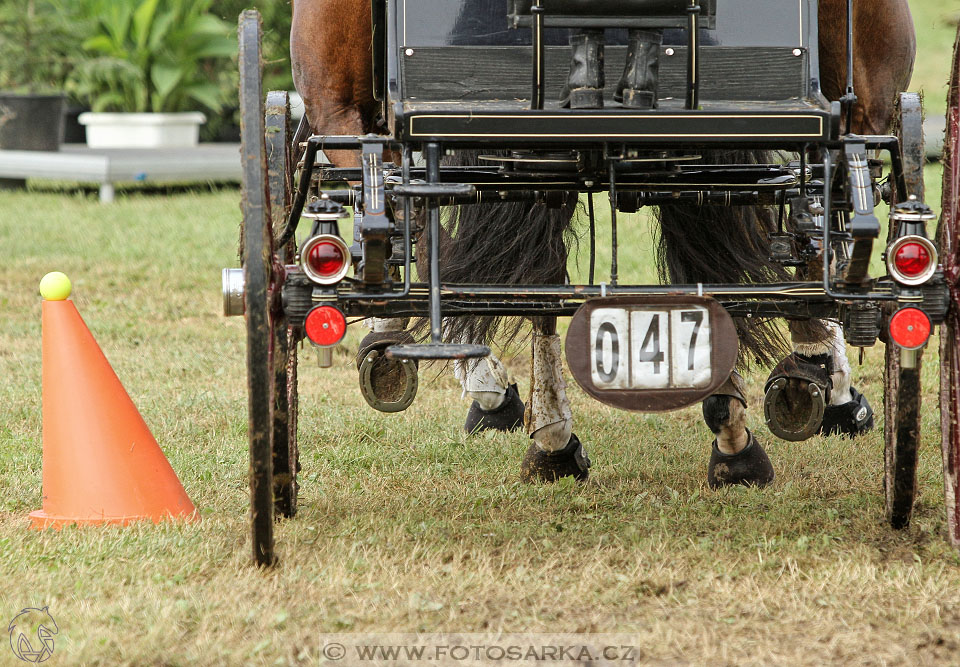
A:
224,0,960,566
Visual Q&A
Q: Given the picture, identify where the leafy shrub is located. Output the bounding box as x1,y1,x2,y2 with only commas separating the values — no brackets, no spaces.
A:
0,0,82,93
66,0,236,113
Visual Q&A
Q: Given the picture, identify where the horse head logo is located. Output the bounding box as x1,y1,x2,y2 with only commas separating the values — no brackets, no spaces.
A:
8,607,58,663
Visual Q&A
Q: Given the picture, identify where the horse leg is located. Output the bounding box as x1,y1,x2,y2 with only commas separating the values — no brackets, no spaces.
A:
291,0,377,168
703,372,775,488
456,348,525,433
771,321,874,439
520,318,591,482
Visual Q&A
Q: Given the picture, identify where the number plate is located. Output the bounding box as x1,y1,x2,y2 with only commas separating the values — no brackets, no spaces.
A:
565,296,739,412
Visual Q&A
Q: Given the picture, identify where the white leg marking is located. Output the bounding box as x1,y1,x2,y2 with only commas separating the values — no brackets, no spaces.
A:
791,323,853,405
826,323,853,405
369,317,409,333
529,333,572,453
455,354,510,411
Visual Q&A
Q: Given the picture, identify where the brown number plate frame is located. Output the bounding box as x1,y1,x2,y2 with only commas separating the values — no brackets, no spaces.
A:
565,296,739,412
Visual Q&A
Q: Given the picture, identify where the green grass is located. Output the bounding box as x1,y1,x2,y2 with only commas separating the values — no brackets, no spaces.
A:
909,0,958,119
1,160,959,665
0,4,957,663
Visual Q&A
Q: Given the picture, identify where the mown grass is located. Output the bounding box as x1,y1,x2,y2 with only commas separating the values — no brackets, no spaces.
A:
1,159,959,665
1,2,958,663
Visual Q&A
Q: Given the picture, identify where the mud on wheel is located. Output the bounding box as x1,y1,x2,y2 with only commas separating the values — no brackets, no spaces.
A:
883,92,925,529
237,10,302,566
938,24,960,549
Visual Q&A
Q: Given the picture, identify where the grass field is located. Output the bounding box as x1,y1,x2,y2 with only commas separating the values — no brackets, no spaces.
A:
2,2,960,665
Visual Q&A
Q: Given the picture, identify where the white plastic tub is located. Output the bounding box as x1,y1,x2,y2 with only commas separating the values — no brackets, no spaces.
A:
78,112,206,149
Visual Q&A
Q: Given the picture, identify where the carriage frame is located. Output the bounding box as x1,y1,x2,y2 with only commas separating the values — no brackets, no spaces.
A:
226,0,960,566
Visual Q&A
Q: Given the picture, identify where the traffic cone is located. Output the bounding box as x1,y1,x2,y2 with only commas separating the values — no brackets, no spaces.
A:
30,272,198,528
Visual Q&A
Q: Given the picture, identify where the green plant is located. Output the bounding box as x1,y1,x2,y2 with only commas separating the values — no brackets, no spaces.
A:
210,1,293,93
0,0,81,93
67,0,237,113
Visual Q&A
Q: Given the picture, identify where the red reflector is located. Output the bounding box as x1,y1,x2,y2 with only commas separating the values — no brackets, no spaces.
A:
304,306,347,347
307,241,347,280
893,242,931,278
888,308,931,350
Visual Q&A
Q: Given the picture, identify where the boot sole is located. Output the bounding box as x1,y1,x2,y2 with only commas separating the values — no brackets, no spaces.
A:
561,89,604,109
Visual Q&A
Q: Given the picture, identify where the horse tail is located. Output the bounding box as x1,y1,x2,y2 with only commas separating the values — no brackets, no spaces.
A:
655,149,819,367
435,150,578,346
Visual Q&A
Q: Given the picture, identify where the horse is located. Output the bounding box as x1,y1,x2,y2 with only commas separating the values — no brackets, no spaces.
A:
289,0,917,486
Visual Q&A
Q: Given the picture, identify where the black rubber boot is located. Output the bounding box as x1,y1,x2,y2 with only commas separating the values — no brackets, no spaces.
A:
520,434,591,483
819,386,874,437
559,30,605,109
708,431,775,489
464,383,525,434
615,29,663,109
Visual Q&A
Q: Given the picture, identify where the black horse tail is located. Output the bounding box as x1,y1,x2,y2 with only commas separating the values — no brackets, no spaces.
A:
656,149,819,367
435,150,578,346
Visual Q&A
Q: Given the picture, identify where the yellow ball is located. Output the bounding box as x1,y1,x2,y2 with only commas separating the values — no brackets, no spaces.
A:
39,272,72,301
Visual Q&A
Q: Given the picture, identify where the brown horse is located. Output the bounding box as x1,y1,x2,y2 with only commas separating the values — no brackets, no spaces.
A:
290,0,917,485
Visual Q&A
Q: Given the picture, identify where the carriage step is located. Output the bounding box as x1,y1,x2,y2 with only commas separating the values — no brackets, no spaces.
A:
392,183,477,198
385,343,490,360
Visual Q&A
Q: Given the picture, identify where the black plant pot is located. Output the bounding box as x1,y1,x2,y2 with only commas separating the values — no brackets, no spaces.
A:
0,93,66,151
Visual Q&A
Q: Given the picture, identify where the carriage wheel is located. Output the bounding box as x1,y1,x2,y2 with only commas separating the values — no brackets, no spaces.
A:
883,92,925,529
938,25,960,549
239,10,277,566
265,90,300,519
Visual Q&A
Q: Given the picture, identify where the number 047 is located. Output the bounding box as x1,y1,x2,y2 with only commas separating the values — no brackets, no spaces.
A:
589,307,713,390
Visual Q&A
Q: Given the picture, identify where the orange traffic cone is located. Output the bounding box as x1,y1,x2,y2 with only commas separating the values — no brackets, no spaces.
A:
30,272,198,528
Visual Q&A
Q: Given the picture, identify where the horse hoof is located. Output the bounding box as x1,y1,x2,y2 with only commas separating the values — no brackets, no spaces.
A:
520,434,590,483
464,383,525,434
763,353,831,442
357,331,418,413
708,431,774,489
819,386,874,437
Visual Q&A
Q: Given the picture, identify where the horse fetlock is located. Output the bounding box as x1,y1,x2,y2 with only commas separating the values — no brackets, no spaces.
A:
703,395,749,455
531,419,573,454
370,317,410,333
455,354,510,402
467,390,507,412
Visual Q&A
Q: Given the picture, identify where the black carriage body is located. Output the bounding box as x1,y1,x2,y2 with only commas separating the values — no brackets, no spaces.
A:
233,4,959,563
296,0,939,332
381,0,833,148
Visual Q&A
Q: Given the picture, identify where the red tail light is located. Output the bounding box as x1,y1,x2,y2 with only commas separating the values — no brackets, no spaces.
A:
300,234,351,285
887,236,937,286
888,307,931,350
304,305,347,347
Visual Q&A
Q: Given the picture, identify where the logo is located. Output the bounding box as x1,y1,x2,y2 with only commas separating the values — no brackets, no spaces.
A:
8,607,58,663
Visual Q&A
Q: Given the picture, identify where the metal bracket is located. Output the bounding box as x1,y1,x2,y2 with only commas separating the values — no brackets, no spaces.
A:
359,142,391,284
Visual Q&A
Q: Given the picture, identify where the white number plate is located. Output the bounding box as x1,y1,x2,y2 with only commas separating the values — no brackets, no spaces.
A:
589,306,712,390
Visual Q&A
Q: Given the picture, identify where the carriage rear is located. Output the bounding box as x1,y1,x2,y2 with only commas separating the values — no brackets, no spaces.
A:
225,0,960,566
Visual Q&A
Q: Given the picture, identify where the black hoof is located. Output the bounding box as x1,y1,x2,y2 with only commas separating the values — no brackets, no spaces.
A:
520,434,590,483
708,431,774,489
820,386,874,437
464,383,525,434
